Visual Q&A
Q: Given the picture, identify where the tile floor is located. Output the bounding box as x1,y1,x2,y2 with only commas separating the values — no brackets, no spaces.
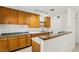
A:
15,43,79,52
15,46,32,52
73,43,79,52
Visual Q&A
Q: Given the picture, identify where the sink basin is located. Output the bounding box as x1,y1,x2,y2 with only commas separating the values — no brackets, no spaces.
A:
53,31,66,34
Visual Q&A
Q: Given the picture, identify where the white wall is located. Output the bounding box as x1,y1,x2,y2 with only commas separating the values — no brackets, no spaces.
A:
76,13,79,43
50,14,67,32
67,8,76,46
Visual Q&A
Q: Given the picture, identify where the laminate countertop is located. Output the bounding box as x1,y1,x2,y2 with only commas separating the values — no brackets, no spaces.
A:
39,32,72,40
0,32,49,38
0,33,30,38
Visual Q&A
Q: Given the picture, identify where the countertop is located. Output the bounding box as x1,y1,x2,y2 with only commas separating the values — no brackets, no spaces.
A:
29,31,49,34
0,32,49,38
39,32,72,40
0,33,30,37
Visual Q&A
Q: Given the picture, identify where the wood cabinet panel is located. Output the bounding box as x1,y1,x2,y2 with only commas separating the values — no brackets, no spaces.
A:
18,38,27,48
28,14,40,28
0,6,40,26
0,34,32,52
18,11,31,25
18,11,27,24
0,7,3,24
18,35,27,48
0,37,8,52
24,13,31,25
18,35,31,48
27,34,32,46
1,7,11,24
44,16,50,28
32,41,40,52
8,37,18,51
10,9,18,24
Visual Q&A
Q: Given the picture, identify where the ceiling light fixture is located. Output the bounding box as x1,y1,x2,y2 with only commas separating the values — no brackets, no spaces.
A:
50,9,55,11
34,9,48,14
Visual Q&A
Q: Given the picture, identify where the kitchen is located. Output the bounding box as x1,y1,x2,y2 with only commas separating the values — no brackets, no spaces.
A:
0,6,78,52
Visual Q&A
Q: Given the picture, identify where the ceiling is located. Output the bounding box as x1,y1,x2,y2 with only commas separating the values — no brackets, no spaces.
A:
5,6,79,16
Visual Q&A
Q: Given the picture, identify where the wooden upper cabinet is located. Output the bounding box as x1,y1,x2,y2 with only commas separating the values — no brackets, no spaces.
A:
18,11,27,24
0,7,18,24
10,9,18,24
25,13,31,25
28,14,40,28
0,7,2,24
44,16,51,28
0,6,40,25
1,7,11,24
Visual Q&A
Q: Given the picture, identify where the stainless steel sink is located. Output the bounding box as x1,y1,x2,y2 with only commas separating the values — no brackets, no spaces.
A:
57,31,66,34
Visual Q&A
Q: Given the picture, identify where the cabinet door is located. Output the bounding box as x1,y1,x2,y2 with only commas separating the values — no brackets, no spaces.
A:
27,34,32,46
24,13,31,25
18,35,27,48
0,37,8,52
0,7,2,24
28,14,40,28
1,7,10,24
44,16,50,27
32,41,40,52
18,11,26,24
8,37,18,51
10,9,18,24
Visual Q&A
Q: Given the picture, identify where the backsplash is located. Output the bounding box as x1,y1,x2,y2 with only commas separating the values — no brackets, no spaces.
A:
29,28,51,32
29,28,40,32
0,24,50,34
0,24,29,34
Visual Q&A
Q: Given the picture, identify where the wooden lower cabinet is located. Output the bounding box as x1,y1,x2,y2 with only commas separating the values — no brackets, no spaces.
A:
18,35,27,48
32,41,40,52
27,35,32,46
8,37,18,51
18,35,32,48
0,34,32,52
0,37,8,52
